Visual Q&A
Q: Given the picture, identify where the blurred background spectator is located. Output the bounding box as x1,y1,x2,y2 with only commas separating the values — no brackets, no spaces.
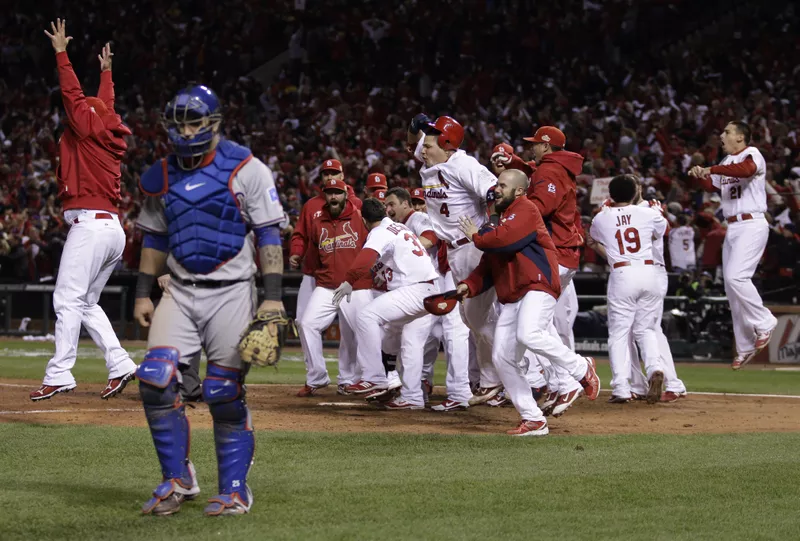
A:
1,0,798,300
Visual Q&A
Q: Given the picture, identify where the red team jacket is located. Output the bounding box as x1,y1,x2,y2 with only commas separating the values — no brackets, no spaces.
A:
56,51,131,213
290,186,362,275
461,197,561,304
526,151,585,269
303,200,372,289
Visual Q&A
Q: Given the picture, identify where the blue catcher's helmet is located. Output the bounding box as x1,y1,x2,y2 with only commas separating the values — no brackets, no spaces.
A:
162,85,222,169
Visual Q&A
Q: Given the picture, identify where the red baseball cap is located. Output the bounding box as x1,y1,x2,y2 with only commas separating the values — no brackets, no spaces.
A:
322,177,347,192
321,159,343,173
524,126,566,147
366,173,388,190
411,188,425,202
373,190,386,200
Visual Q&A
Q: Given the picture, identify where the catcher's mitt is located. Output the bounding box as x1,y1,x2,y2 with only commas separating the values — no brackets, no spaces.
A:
238,309,291,367
423,290,464,316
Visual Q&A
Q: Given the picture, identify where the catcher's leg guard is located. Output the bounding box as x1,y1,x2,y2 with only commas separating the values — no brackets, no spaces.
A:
202,363,254,516
137,347,199,515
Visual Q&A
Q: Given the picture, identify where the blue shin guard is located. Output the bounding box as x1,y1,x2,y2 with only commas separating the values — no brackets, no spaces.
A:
202,363,254,515
137,347,197,511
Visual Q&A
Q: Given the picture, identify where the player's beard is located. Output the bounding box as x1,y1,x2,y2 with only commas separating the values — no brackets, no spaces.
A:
495,193,516,213
328,198,344,217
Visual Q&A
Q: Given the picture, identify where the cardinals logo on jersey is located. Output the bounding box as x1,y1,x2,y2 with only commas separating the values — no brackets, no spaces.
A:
318,223,359,253
438,171,450,189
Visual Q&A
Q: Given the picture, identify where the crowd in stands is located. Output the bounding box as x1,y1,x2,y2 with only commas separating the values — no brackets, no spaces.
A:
1,0,798,298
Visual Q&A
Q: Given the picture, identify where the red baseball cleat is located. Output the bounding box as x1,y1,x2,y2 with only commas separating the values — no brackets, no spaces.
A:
101,371,136,400
296,383,328,397
579,356,600,400
30,383,76,401
506,420,549,437
660,391,687,403
346,380,388,395
551,388,582,417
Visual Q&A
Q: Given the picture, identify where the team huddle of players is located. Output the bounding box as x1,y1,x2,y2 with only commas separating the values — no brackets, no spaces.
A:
289,115,776,437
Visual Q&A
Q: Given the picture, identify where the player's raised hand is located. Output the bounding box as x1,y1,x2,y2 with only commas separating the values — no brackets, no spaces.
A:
98,42,113,71
458,215,479,238
134,298,155,327
44,18,72,53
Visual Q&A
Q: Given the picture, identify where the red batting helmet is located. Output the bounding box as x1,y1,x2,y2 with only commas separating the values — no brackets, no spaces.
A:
426,116,464,151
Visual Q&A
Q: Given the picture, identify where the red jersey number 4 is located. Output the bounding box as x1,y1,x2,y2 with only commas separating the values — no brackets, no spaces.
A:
440,203,450,218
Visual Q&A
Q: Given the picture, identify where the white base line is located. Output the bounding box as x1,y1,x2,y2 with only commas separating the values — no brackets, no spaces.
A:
0,408,141,415
684,391,800,399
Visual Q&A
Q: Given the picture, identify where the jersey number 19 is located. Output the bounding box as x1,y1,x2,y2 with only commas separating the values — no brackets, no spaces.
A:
615,227,641,254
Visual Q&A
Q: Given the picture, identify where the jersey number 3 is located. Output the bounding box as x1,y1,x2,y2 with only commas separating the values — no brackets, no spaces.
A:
403,233,426,257
615,227,641,254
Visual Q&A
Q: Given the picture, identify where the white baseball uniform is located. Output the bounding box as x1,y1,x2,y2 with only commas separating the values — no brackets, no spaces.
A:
42,209,137,386
403,211,472,403
355,218,439,405
627,201,687,397
590,204,667,397
415,137,501,390
667,225,696,271
710,147,777,354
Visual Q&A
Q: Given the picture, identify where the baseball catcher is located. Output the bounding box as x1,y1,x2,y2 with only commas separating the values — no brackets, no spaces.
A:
133,84,286,517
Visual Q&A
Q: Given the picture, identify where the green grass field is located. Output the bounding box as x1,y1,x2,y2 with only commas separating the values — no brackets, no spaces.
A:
2,340,800,540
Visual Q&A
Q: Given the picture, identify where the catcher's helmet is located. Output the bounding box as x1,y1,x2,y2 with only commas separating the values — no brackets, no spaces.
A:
425,116,464,151
162,85,222,168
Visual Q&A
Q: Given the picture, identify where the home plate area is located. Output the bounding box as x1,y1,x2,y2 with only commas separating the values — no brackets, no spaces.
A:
2,379,799,436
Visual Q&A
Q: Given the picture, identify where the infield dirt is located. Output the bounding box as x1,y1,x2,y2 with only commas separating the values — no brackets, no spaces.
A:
2,379,798,435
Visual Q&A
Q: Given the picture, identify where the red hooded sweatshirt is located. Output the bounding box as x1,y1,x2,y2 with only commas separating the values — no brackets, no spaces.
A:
56,51,132,214
290,186,362,275
527,150,584,269
304,200,372,289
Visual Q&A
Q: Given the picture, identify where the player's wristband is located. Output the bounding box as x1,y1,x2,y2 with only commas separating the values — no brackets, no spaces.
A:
262,273,283,301
135,272,155,299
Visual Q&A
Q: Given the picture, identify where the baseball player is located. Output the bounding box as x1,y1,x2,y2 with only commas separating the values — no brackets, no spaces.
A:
334,198,439,409
589,190,688,402
689,121,778,369
290,159,363,393
589,174,667,402
455,169,600,436
384,188,473,410
366,173,388,198
410,188,427,212
295,177,374,396
667,214,697,272
31,22,137,402
133,85,286,516
490,128,585,414
411,114,503,405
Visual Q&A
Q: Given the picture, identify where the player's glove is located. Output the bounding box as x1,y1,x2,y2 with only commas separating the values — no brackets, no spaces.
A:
237,309,291,367
332,281,353,306
409,113,432,135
